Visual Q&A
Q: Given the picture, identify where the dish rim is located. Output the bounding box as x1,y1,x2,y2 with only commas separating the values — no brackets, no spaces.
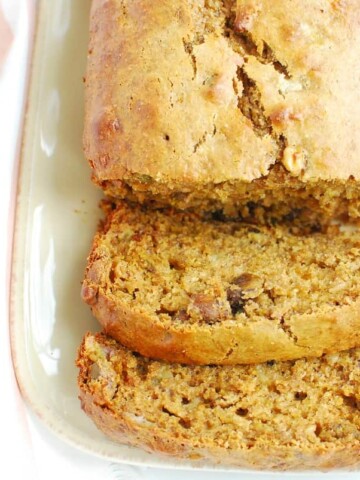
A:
8,1,359,476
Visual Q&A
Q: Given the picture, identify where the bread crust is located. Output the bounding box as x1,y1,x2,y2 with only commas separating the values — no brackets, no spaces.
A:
83,283,360,365
83,0,360,215
78,388,360,471
81,201,360,365
77,333,360,471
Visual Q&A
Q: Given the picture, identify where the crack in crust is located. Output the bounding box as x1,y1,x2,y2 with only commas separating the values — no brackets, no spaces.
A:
180,1,291,157
222,3,290,77
174,0,291,159
193,121,217,153
260,41,291,79
193,131,208,153
279,317,299,344
221,341,239,362
236,66,272,137
215,1,290,157
231,29,291,79
278,317,311,350
182,38,198,80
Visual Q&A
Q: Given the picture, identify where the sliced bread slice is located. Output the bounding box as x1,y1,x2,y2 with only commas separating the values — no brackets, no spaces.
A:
82,201,360,365
77,332,360,471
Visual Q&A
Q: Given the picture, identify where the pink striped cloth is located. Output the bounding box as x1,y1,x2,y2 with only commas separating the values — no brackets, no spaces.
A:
0,4,12,67
1,0,37,477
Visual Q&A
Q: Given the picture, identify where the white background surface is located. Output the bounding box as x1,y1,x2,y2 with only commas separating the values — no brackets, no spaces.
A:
1,2,358,479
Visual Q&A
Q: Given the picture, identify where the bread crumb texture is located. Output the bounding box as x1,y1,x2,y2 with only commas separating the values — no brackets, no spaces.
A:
82,201,360,364
77,332,360,470
84,0,360,216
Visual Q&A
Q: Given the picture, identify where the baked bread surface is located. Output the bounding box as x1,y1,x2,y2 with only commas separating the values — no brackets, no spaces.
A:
82,201,360,365
77,332,360,471
84,0,360,216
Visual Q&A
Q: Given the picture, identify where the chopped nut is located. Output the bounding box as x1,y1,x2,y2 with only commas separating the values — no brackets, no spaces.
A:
232,273,256,288
188,294,227,324
81,284,98,305
227,288,245,315
294,391,308,401
230,273,263,300
206,70,242,105
173,309,190,323
89,363,101,380
282,146,307,176
234,5,258,32
270,107,302,126
136,174,153,184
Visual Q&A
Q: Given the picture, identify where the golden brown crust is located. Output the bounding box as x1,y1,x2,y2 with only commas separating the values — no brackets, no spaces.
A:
84,0,360,215
78,389,360,470
81,201,360,365
84,0,277,184
84,282,360,365
88,293,360,365
77,333,360,470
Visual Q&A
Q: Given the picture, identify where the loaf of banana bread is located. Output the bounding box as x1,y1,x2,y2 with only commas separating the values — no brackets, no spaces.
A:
84,0,360,217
